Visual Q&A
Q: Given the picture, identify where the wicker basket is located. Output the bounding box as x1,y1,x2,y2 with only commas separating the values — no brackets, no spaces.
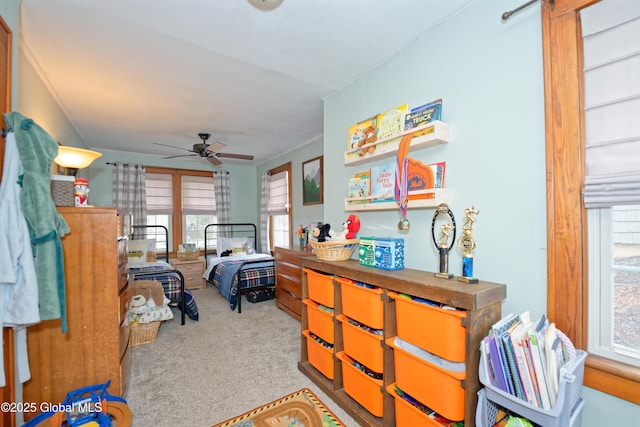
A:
50,175,75,207
309,239,360,261
177,249,200,261
130,321,160,346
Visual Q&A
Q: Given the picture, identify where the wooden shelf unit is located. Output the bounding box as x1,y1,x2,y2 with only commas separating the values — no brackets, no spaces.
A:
298,257,506,427
344,188,450,211
274,245,314,320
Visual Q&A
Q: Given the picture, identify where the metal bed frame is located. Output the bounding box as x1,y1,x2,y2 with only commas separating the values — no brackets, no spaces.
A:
203,223,275,313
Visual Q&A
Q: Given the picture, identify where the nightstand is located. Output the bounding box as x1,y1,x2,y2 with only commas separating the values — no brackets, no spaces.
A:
171,257,206,290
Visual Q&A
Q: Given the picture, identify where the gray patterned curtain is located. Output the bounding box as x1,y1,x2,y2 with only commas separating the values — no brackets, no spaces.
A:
112,162,147,226
260,172,270,253
213,171,231,237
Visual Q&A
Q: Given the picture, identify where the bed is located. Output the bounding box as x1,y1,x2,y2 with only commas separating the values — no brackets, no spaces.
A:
127,225,199,325
202,223,275,313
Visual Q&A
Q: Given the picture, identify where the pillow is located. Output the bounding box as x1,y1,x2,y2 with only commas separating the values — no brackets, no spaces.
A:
217,237,249,256
128,239,156,265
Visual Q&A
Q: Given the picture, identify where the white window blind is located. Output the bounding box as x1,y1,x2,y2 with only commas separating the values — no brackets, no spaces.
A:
146,172,173,214
182,175,216,215
582,3,640,208
268,171,289,214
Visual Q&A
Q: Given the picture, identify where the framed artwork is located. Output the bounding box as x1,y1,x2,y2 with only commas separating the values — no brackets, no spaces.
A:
302,156,323,205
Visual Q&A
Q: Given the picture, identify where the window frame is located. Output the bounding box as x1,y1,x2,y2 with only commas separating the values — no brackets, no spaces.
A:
267,162,292,251
542,0,640,403
145,166,215,257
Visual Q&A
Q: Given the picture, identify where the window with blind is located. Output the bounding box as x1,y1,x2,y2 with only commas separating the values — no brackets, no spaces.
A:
582,2,640,368
145,168,216,252
267,164,291,250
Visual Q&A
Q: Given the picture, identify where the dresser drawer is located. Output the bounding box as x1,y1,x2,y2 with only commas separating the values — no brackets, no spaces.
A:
119,282,132,325
277,274,302,298
118,263,129,292
184,275,205,290
118,239,128,266
276,261,302,280
275,288,302,317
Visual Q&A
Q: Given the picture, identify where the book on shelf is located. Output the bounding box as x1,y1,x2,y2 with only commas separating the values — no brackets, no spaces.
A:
376,104,409,154
346,115,378,159
370,162,396,203
347,174,370,205
405,98,442,131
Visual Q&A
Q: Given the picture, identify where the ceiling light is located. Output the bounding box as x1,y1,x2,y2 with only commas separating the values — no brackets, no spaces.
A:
247,0,284,11
54,146,103,176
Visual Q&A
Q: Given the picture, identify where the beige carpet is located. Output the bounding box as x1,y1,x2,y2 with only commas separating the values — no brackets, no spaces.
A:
125,287,357,426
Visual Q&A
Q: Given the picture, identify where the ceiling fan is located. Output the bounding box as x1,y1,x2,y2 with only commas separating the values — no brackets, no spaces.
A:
154,133,254,166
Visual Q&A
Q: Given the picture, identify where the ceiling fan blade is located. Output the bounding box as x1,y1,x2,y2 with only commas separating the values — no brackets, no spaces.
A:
205,141,227,153
154,142,192,152
207,156,223,166
163,154,197,159
216,152,254,160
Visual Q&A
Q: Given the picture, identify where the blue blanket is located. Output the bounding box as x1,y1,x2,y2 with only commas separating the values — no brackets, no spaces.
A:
211,258,274,310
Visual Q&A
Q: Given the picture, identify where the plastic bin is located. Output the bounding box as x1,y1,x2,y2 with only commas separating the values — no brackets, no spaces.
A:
302,329,334,380
386,383,446,427
387,337,466,421
389,291,466,362
303,299,334,344
336,352,383,417
304,268,335,308
478,349,587,427
337,314,384,373
338,277,384,329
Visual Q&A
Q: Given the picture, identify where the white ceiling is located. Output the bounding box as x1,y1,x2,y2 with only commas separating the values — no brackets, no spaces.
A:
19,0,475,166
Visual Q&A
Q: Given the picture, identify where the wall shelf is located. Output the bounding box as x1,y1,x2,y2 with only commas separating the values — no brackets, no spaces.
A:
344,188,449,212
344,120,449,166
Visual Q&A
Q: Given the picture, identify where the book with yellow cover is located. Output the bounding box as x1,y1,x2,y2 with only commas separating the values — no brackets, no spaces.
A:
376,104,409,140
346,115,378,159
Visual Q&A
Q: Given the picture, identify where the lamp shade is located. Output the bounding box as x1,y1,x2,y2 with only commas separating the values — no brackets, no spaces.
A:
54,146,103,169
247,0,284,11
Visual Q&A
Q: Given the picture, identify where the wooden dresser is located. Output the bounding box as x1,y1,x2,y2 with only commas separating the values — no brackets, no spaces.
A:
23,207,132,416
274,246,314,320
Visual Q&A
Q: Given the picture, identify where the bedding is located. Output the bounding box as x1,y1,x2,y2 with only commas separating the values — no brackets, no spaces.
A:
204,254,274,311
128,261,199,322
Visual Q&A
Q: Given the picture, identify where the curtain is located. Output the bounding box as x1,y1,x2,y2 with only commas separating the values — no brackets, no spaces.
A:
582,5,640,208
260,172,270,253
112,162,147,226
213,171,230,223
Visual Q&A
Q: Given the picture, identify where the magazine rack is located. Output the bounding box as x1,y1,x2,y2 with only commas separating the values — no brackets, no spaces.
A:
477,350,587,427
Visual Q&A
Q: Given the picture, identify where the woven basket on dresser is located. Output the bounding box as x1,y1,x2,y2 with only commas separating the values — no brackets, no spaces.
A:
309,239,360,261
130,321,161,346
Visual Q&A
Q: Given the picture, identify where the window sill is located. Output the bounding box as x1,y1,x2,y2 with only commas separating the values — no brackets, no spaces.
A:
585,354,640,404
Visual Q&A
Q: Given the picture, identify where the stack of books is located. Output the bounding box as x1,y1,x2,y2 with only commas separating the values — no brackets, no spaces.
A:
480,311,577,410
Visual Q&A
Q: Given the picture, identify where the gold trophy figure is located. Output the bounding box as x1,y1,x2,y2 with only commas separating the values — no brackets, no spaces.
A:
432,203,456,279
457,206,479,284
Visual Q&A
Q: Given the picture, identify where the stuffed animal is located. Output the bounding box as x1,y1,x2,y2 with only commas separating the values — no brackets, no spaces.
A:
330,215,361,240
131,280,166,308
311,222,332,242
357,125,378,156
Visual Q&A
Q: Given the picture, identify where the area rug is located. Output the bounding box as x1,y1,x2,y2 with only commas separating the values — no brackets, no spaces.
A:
212,388,344,427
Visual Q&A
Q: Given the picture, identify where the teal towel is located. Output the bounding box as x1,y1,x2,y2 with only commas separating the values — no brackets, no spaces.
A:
5,112,70,332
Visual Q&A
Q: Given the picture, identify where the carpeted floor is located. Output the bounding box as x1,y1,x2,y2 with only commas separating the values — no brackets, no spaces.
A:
125,287,357,426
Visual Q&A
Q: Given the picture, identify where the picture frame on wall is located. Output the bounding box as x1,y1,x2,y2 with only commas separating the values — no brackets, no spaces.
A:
302,156,323,205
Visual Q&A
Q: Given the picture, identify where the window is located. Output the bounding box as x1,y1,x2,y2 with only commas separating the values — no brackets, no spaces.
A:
267,163,292,251
543,0,640,403
145,167,216,253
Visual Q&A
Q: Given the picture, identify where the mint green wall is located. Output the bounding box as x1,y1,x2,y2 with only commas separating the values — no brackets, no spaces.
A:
256,135,324,240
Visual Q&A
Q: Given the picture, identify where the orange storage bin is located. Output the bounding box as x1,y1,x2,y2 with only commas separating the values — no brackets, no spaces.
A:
304,299,335,344
388,291,466,362
337,314,384,373
303,329,334,380
387,337,465,421
304,268,335,308
336,352,383,418
338,277,384,329
386,383,444,427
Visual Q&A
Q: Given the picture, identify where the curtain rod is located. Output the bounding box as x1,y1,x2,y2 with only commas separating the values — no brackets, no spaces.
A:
106,162,144,168
502,0,545,21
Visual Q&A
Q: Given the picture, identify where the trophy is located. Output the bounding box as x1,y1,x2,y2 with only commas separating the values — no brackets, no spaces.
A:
431,203,456,279
457,206,479,284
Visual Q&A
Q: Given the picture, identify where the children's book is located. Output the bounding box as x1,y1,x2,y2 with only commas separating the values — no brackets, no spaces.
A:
347,175,370,204
370,162,396,203
347,115,378,159
377,104,409,140
405,99,443,130
430,161,446,189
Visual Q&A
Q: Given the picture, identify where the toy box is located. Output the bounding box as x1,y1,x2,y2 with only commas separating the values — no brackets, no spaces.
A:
374,237,404,270
358,237,376,267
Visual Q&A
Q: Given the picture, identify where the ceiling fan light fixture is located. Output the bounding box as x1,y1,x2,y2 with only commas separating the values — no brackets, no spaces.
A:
247,0,284,11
